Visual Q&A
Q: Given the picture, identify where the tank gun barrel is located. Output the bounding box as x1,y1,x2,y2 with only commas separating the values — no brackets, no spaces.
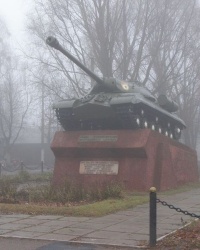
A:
46,36,104,85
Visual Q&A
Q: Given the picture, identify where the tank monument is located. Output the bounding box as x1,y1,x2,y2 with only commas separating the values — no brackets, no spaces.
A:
46,36,199,191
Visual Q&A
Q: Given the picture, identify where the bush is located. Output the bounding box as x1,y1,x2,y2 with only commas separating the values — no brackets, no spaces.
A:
0,176,124,204
0,177,18,202
1,171,53,185
14,189,29,201
28,180,124,204
28,180,85,204
88,181,124,201
28,184,51,203
31,172,53,182
102,181,124,199
17,170,31,182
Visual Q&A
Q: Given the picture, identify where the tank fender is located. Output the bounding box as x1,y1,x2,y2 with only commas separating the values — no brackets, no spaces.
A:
53,99,76,109
158,95,179,113
110,96,138,105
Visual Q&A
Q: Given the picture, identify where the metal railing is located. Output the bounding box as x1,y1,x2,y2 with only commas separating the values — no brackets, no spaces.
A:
149,187,200,247
0,161,53,176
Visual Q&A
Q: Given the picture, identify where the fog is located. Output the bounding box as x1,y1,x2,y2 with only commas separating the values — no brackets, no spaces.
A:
0,0,200,163
0,0,29,40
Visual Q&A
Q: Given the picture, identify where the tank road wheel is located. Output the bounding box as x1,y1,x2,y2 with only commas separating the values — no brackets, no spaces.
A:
169,132,173,139
135,116,141,128
157,126,162,134
154,117,161,132
131,115,141,128
162,129,169,137
173,126,181,140
150,122,156,131
167,122,171,129
141,118,149,129
140,109,145,117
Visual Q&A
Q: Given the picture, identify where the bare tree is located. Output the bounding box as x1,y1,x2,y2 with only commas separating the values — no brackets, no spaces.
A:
27,0,156,95
0,16,10,72
0,19,32,163
27,0,200,148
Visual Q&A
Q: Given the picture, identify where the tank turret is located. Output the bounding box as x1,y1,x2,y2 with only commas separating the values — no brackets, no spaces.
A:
46,36,186,140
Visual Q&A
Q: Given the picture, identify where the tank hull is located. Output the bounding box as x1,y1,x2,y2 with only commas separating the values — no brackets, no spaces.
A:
54,94,185,140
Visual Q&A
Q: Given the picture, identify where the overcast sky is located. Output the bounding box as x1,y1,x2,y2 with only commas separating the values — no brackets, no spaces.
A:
0,0,30,41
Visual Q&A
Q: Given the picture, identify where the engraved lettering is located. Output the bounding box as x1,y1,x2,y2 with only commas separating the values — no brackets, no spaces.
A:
79,135,118,142
79,161,119,175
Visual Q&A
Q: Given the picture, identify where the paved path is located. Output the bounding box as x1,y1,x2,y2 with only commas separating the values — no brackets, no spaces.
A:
0,188,200,249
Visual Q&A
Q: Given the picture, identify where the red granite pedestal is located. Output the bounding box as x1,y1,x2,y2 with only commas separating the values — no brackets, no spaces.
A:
51,129,199,191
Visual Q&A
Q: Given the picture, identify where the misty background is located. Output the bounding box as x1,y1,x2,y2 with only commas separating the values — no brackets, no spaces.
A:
0,0,200,165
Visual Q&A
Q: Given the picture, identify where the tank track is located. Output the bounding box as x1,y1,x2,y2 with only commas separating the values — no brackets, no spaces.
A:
114,104,182,140
56,108,120,130
56,104,182,140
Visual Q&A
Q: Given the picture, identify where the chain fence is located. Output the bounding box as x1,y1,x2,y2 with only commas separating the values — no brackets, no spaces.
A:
0,161,53,176
157,198,200,219
149,187,200,247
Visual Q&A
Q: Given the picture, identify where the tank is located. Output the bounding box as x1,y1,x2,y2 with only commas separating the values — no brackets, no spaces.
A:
46,36,186,140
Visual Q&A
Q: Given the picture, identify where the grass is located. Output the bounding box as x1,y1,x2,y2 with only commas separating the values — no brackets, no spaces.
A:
0,173,148,216
0,195,148,217
1,181,199,217
158,181,200,195
0,180,200,250
0,172,199,217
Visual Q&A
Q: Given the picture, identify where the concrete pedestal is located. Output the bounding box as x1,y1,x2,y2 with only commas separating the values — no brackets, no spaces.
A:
51,129,199,191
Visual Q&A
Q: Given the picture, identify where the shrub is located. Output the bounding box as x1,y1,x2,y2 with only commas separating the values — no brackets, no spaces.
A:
28,179,85,204
0,177,18,202
88,181,124,201
0,176,124,204
31,172,53,182
28,184,51,203
14,189,29,201
1,171,53,184
17,170,31,182
102,181,124,199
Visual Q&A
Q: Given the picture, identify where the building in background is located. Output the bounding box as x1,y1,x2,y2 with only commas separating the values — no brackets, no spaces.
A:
0,125,55,168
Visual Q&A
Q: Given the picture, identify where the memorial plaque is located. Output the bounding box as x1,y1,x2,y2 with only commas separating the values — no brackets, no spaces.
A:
79,161,119,175
79,135,118,142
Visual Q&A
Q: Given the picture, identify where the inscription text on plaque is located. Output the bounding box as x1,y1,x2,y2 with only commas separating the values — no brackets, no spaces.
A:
79,161,119,175
79,135,118,142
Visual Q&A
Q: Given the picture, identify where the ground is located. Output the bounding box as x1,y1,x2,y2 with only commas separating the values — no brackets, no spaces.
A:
149,220,200,250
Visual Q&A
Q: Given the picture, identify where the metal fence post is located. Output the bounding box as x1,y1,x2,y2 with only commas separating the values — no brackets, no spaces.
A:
0,163,1,177
41,160,44,173
20,161,24,172
149,187,157,247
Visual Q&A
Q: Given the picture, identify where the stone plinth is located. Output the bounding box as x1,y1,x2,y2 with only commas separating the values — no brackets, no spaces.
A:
51,129,199,191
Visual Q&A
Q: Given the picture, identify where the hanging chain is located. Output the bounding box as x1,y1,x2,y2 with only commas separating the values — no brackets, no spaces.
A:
156,198,200,219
